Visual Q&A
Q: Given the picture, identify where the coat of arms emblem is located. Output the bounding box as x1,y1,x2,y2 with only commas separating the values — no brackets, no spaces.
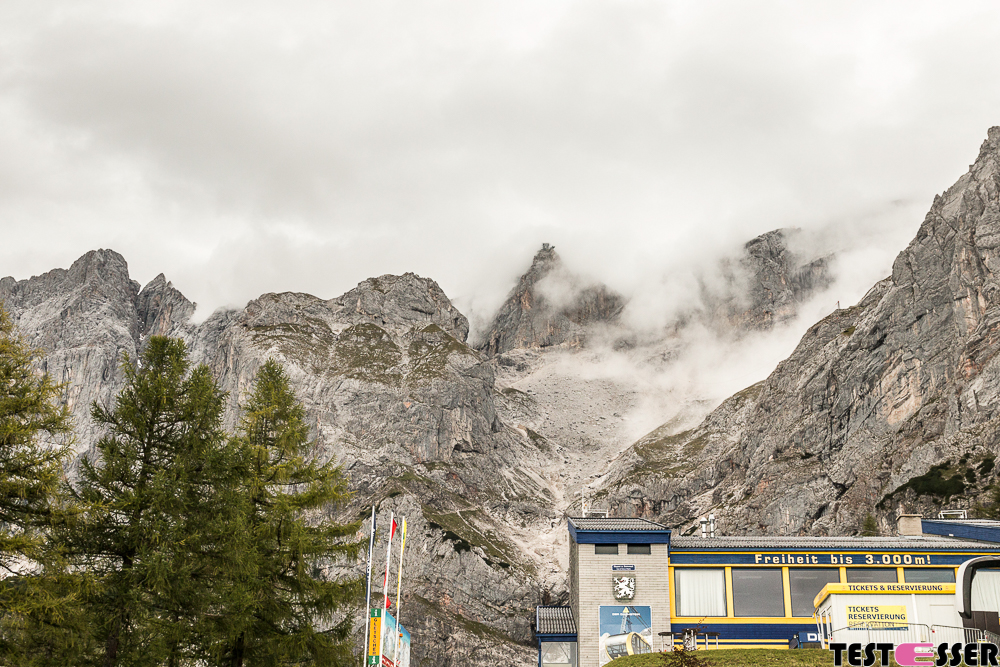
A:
612,575,636,600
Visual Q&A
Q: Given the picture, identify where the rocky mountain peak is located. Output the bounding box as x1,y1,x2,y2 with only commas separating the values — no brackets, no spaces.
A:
136,274,196,338
725,228,832,331
477,243,625,355
330,272,470,341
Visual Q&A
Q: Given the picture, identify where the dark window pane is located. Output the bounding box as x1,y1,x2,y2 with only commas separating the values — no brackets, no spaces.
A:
627,544,651,555
789,569,841,617
732,568,785,617
595,544,618,555
904,568,955,583
846,568,897,583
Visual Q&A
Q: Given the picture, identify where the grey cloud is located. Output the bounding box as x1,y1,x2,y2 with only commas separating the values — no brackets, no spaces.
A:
0,0,999,339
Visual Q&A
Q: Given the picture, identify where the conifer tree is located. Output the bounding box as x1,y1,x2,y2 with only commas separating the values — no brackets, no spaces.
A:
217,360,361,667
0,304,70,577
0,305,77,664
67,336,236,667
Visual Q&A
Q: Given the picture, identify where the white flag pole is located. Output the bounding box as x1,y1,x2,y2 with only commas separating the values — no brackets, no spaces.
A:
394,518,408,666
362,506,376,667
378,511,395,667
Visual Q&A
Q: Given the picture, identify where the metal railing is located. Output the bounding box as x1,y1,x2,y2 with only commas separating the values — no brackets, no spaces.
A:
931,625,1000,646
832,622,931,645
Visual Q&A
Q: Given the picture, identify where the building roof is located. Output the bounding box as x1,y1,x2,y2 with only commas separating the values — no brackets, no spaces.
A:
924,519,1000,527
536,606,577,635
568,517,669,531
669,535,1000,551
922,518,1000,544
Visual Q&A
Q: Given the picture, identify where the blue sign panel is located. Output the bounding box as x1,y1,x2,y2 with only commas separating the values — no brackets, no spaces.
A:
669,551,984,566
612,565,635,571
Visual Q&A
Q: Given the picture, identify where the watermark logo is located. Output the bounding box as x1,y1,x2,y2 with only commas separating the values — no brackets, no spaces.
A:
829,642,1000,666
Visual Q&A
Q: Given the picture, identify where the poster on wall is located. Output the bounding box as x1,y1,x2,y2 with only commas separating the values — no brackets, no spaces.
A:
598,605,652,666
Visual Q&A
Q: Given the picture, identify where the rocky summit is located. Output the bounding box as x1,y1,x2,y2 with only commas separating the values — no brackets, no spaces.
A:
5,127,1000,666
476,243,625,356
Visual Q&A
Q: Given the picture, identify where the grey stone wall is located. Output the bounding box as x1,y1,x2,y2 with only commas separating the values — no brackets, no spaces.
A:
573,543,670,667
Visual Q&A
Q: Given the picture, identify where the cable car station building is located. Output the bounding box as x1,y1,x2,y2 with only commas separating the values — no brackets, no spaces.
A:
535,516,1000,667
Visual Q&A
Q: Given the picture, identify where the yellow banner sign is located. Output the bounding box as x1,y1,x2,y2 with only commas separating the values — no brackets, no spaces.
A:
847,605,908,627
369,616,381,656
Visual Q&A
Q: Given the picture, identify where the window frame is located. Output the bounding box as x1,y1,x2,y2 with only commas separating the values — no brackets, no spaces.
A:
788,568,841,618
674,567,727,617
731,567,786,618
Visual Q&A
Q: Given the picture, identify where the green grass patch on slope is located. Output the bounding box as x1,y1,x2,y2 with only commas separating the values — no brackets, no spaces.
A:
249,317,337,372
610,648,901,666
879,460,968,507
406,324,475,383
331,322,403,384
421,505,520,571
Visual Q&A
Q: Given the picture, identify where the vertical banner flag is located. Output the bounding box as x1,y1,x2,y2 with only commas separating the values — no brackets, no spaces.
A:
394,518,408,665
362,506,376,667
367,609,381,666
378,512,397,667
382,514,398,609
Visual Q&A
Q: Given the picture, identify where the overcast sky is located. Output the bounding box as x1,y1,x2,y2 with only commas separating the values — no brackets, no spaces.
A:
2,1,1000,331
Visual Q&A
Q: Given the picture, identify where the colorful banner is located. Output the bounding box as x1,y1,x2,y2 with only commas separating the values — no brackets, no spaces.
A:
367,609,411,667
598,605,652,666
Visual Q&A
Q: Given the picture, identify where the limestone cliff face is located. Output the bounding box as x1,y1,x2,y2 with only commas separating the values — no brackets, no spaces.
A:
0,262,550,667
600,127,1000,537
477,244,625,355
723,229,832,331
0,251,194,450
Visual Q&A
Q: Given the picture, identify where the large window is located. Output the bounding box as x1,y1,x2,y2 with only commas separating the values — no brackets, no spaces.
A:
627,544,651,555
732,568,785,617
789,569,841,617
904,568,955,583
846,568,897,583
674,569,726,617
971,569,1000,612
595,544,618,555
541,641,577,667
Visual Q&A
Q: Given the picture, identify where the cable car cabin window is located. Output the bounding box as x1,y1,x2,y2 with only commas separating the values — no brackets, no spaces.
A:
904,568,955,583
846,568,897,583
595,544,619,555
732,568,785,617
674,568,726,617
789,568,841,617
627,544,651,555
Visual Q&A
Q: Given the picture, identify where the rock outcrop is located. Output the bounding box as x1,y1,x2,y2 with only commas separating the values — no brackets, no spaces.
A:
477,244,625,355
600,126,1000,537
723,228,832,331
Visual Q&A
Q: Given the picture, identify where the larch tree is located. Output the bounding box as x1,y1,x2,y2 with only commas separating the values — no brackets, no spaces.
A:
0,304,77,665
217,359,361,667
67,336,239,667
